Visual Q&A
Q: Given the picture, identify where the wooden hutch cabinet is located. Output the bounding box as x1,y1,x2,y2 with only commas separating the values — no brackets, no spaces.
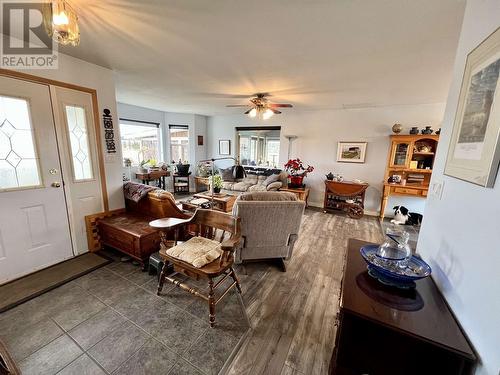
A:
380,134,439,219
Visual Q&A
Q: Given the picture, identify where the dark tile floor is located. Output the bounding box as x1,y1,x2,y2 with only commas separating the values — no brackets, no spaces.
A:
0,249,250,375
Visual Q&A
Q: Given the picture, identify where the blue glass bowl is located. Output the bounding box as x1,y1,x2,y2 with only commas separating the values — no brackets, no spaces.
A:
360,245,432,284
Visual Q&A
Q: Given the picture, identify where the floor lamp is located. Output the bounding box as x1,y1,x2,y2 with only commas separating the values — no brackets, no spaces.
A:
199,157,246,209
285,135,298,160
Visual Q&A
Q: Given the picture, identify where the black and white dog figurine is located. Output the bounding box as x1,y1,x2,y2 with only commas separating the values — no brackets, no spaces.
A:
391,206,423,226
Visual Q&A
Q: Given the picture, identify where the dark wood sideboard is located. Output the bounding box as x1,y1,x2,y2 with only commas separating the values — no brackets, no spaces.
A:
330,239,476,375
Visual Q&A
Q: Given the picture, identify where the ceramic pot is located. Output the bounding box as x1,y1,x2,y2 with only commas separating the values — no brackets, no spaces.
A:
421,126,433,135
436,128,441,135
289,175,304,188
409,127,419,135
326,173,334,181
392,123,403,134
176,163,190,176
213,187,221,194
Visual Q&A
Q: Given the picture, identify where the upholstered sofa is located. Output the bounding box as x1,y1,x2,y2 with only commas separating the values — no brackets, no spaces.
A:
85,182,190,269
220,167,288,193
231,191,305,270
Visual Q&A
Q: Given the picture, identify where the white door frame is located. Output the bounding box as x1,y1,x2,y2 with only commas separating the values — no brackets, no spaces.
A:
0,68,109,212
0,69,109,258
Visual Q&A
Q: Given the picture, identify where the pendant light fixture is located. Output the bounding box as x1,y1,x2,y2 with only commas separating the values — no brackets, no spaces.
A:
44,0,80,46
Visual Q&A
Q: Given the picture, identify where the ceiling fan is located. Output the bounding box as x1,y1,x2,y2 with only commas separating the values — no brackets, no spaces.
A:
226,93,293,119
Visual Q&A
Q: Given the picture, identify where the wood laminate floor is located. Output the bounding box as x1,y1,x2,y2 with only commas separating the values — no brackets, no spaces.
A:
226,209,384,375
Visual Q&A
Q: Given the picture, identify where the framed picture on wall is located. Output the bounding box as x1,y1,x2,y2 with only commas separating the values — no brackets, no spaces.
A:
337,142,367,163
445,27,500,187
219,139,230,155
197,135,203,146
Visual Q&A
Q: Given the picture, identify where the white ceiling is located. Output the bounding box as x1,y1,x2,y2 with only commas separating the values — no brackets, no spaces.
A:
62,0,466,116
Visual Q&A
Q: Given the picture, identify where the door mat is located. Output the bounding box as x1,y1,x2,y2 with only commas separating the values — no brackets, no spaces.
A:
0,252,111,313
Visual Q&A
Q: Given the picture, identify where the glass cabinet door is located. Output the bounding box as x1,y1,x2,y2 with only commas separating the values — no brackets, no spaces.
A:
391,142,410,167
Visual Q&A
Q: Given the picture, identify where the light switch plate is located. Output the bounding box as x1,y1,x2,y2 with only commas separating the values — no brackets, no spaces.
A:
430,180,444,200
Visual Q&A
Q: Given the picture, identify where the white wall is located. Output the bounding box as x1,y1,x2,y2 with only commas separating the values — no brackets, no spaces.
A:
417,1,500,374
207,103,445,215
12,53,124,210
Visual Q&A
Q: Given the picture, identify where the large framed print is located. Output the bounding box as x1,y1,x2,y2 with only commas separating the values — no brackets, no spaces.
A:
445,27,500,187
337,142,367,163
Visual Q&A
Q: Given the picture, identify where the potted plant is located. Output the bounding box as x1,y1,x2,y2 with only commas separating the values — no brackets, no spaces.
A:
210,174,223,194
175,159,190,176
148,158,159,171
284,158,314,188
139,159,150,173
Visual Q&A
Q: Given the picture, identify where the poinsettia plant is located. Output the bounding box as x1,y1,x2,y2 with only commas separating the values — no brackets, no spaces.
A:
284,158,314,177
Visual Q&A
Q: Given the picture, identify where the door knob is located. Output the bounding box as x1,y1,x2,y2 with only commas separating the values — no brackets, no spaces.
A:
51,182,61,188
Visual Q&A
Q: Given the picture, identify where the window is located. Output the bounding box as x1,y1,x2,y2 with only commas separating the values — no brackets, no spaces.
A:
0,95,41,189
236,127,281,167
65,105,93,181
119,120,160,166
169,125,189,163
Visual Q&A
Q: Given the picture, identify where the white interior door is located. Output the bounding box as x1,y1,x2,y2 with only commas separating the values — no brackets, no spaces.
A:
51,86,104,254
0,76,73,284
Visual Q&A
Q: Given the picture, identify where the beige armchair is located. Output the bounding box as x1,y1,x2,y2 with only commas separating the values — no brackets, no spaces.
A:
232,191,305,271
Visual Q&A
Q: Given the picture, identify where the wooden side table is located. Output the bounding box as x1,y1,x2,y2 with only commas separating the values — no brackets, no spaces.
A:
279,186,310,207
135,170,170,190
173,173,191,194
194,176,210,192
331,239,476,374
323,180,368,219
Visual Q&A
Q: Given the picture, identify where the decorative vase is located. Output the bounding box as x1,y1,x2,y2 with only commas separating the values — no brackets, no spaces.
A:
213,186,221,194
409,127,419,135
392,123,403,134
326,172,334,181
176,163,190,176
436,128,441,135
421,126,433,135
289,175,304,188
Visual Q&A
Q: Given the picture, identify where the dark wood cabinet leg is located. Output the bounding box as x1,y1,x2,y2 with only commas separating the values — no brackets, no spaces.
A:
208,278,216,328
157,262,168,295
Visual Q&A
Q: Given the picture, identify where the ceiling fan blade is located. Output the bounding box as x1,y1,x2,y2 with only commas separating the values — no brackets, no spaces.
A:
226,104,250,107
270,108,282,114
269,103,293,108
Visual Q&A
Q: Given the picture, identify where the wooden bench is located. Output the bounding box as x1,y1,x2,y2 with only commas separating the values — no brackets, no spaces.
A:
85,186,191,269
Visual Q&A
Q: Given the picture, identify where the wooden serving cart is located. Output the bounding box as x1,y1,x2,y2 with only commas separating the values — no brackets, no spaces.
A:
323,180,369,219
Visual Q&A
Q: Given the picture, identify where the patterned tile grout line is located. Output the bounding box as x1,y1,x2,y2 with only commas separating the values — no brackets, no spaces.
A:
83,289,209,375
51,318,111,375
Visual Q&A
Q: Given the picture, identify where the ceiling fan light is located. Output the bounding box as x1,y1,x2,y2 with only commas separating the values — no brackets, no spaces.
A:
263,108,274,120
248,108,257,118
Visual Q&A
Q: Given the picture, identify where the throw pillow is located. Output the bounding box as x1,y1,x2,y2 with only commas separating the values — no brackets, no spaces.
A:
266,181,283,191
263,173,280,186
219,167,234,182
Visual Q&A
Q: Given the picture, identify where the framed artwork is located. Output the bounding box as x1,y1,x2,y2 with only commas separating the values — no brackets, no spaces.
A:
337,142,367,163
197,135,203,146
445,27,500,187
219,139,230,155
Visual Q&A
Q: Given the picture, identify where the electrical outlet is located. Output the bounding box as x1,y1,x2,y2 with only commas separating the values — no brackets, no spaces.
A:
430,180,444,200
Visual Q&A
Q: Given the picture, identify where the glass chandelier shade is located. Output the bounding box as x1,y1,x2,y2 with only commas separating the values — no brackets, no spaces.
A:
247,106,274,120
43,0,80,46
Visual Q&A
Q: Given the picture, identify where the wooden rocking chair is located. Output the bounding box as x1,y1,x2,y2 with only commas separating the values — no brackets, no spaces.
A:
150,209,242,327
